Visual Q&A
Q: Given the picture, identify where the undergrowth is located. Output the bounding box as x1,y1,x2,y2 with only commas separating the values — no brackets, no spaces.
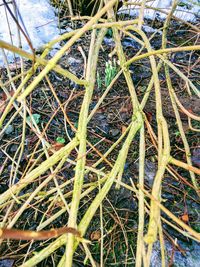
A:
0,0,200,266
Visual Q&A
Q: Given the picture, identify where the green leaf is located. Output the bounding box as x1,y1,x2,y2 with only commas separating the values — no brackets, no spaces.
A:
106,28,113,37
56,137,66,144
27,114,41,124
74,122,78,129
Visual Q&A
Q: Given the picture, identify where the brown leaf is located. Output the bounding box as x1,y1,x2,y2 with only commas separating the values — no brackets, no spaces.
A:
52,142,65,151
0,90,15,114
0,99,6,113
181,213,189,223
121,125,127,134
90,230,101,241
145,111,153,123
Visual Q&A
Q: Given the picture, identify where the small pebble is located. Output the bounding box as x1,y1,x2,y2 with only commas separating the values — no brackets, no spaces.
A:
110,128,120,137
5,124,14,135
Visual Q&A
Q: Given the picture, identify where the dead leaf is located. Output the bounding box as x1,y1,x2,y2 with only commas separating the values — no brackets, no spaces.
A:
52,142,65,151
90,230,101,241
181,213,189,223
0,99,6,113
121,125,127,134
145,111,153,123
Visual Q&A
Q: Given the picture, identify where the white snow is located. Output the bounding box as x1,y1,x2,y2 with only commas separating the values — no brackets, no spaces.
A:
0,0,199,65
119,0,200,22
0,0,60,64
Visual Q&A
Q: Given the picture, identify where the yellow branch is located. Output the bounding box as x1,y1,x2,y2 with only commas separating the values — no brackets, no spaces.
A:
0,39,86,86
125,45,200,66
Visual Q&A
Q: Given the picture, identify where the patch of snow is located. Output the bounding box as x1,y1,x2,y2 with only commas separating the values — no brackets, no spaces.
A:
142,25,162,34
151,240,200,267
119,0,200,23
0,0,60,65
